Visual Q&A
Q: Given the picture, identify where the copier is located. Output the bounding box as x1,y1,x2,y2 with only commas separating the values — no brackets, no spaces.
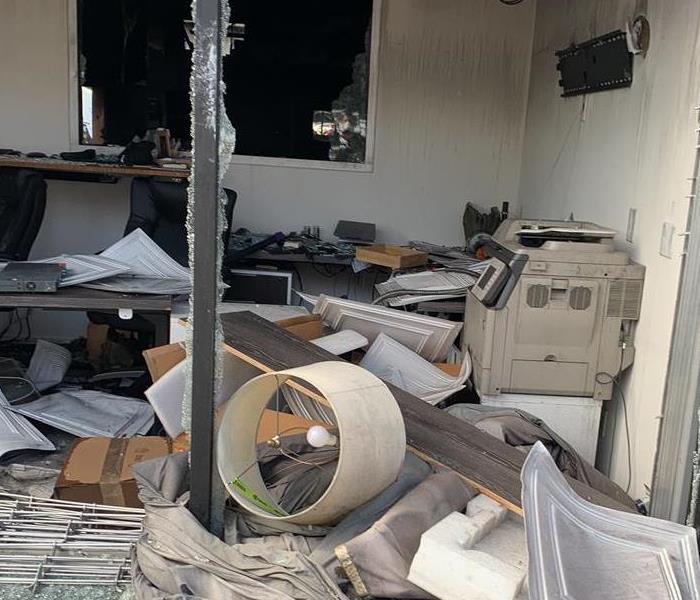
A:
464,219,645,400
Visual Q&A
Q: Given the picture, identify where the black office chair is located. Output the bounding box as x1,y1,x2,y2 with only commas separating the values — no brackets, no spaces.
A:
0,169,47,261
0,169,47,330
88,177,237,353
124,177,237,267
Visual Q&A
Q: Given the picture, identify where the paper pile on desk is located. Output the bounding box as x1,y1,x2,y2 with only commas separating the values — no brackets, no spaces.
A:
34,254,131,287
81,228,191,294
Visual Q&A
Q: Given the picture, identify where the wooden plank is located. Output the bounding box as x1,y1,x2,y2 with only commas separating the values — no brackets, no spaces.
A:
0,287,172,312
221,311,636,514
0,156,190,180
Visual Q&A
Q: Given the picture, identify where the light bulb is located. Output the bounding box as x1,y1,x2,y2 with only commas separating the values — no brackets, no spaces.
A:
306,425,337,448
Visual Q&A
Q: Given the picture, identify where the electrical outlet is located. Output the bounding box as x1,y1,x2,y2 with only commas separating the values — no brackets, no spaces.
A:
660,222,675,258
626,208,637,243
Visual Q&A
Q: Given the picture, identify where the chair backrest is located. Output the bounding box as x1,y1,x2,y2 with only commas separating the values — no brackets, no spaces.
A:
125,178,237,267
0,169,47,261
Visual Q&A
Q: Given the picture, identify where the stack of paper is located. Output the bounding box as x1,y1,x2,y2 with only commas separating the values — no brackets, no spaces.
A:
81,229,191,295
33,255,131,287
375,271,477,307
360,333,472,405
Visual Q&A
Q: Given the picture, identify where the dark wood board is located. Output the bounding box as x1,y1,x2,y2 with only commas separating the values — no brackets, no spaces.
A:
0,287,172,312
221,311,636,514
0,156,190,180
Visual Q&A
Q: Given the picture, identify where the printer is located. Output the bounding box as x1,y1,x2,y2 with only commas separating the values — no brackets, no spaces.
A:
464,219,645,400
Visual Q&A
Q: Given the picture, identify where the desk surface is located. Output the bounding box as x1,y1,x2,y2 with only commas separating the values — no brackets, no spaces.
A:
0,287,172,312
243,250,353,266
0,156,190,180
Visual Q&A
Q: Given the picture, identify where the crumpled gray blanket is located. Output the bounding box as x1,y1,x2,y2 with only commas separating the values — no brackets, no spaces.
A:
132,451,432,600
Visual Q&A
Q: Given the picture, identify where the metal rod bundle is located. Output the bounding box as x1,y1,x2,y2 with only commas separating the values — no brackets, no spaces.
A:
0,493,144,590
0,555,132,589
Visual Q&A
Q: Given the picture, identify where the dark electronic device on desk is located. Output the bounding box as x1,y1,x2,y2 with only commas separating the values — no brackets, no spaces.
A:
0,263,63,293
334,220,376,245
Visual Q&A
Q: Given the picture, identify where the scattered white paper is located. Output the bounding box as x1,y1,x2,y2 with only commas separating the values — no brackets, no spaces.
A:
0,389,55,460
360,333,472,405
11,390,154,438
311,330,369,355
81,229,191,295
26,340,72,392
282,386,336,426
144,351,246,439
101,228,190,279
294,291,320,309
352,259,370,273
171,301,309,322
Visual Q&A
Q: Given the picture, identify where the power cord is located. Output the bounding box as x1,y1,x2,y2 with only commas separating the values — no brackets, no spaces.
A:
0,357,40,404
596,352,633,494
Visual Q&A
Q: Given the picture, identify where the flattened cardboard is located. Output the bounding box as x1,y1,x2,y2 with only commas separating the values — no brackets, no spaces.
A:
55,437,171,507
143,343,186,382
275,314,324,341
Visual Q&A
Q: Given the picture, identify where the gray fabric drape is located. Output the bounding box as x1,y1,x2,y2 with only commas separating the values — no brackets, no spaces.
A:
446,404,632,504
131,452,347,600
132,451,433,599
335,471,476,598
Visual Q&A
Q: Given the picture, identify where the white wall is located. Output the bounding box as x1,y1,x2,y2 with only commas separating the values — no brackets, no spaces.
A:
227,0,536,245
1,0,536,250
0,0,536,339
0,1,131,256
0,1,130,339
519,0,700,499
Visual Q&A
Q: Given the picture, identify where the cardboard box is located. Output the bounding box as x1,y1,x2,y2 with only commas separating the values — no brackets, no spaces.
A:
144,315,322,385
55,437,171,508
355,245,428,269
275,314,324,341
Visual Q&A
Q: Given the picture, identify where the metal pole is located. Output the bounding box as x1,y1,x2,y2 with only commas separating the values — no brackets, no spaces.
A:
189,0,224,533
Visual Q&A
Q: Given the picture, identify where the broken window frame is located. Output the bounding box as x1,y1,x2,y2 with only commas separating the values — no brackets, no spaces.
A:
66,0,383,172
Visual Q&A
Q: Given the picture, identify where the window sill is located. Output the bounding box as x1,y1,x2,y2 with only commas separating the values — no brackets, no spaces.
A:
70,145,375,174
227,154,374,173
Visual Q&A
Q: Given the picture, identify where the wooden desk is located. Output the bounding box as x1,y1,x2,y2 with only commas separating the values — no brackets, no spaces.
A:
0,156,190,180
0,287,172,346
